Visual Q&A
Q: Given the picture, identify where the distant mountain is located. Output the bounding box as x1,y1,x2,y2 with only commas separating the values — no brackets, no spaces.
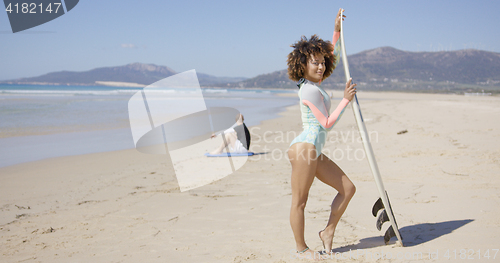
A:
229,47,500,93
1,63,246,87
3,48,500,93
196,72,247,87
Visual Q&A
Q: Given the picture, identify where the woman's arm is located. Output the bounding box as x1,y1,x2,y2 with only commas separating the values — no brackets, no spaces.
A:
332,8,345,66
303,98,349,130
301,76,356,129
332,32,341,69
332,31,340,48
301,84,349,129
211,127,236,138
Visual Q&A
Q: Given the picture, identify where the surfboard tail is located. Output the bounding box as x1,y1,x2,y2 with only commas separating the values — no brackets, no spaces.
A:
371,191,403,244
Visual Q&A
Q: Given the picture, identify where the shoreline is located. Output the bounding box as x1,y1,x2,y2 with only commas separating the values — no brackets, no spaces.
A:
0,88,298,168
1,91,499,262
1,89,497,166
2,82,498,96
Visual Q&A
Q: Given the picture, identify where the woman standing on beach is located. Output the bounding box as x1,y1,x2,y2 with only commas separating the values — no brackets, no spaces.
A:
287,9,357,259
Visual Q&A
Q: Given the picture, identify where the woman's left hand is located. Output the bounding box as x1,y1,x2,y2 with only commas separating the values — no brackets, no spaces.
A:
343,78,357,101
335,8,346,32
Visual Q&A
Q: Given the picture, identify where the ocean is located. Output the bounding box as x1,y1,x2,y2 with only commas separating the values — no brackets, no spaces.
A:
0,84,298,168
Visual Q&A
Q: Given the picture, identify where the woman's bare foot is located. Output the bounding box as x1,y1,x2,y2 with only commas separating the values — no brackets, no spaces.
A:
209,149,222,155
294,247,324,261
319,228,335,254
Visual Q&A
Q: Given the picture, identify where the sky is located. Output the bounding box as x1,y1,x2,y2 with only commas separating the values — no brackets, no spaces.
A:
1,0,499,81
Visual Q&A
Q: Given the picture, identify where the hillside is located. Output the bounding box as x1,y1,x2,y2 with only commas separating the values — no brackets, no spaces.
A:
3,47,500,93
2,63,246,87
229,47,500,93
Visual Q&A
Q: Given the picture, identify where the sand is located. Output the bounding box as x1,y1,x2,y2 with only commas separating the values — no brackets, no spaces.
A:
1,91,499,262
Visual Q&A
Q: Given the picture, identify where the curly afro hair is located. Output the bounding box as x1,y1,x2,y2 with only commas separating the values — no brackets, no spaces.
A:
287,34,336,83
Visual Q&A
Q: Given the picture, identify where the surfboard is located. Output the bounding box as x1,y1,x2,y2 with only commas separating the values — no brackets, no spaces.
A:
339,9,404,246
205,152,254,157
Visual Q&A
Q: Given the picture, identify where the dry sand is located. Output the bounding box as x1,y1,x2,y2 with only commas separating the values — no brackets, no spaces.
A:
1,91,499,262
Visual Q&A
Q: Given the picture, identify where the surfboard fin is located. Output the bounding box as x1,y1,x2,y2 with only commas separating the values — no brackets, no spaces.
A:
376,209,389,231
372,192,403,245
384,226,396,245
372,197,384,217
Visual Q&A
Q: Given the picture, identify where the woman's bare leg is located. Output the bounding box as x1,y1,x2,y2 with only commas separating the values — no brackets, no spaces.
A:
288,143,322,260
315,154,356,253
210,132,237,154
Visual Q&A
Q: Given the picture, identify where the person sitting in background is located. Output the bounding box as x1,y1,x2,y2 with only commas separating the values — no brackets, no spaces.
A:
209,114,250,154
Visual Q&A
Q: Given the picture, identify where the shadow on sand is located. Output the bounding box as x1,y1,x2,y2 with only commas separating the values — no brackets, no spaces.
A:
332,219,474,253
249,152,270,156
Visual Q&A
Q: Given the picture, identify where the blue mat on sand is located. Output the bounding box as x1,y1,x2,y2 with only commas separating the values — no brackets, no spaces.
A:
205,152,254,157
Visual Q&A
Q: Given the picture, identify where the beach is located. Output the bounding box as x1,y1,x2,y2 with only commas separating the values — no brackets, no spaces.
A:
1,91,499,262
